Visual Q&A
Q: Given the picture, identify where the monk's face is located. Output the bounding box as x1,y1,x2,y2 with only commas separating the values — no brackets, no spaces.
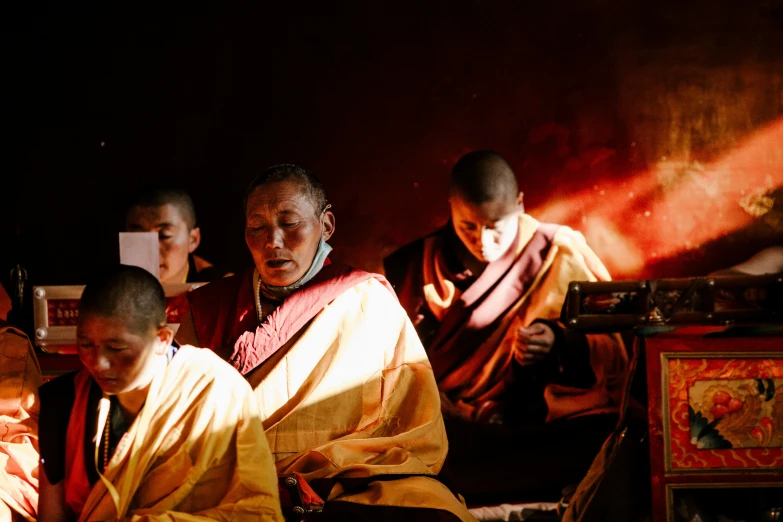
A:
245,180,335,287
449,192,523,263
126,204,200,284
77,314,172,396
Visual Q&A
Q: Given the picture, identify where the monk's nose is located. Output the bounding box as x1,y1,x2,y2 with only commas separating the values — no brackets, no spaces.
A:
480,227,497,247
81,348,110,373
94,351,112,372
264,227,285,249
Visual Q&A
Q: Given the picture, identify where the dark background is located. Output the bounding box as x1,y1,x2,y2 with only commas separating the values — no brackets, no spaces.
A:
4,0,783,291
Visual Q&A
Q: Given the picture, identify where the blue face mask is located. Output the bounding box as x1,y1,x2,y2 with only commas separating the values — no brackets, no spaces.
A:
258,237,332,301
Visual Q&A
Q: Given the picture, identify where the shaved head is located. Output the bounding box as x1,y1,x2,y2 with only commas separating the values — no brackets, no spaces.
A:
450,151,518,205
79,265,167,335
244,164,328,217
448,151,524,263
126,185,197,230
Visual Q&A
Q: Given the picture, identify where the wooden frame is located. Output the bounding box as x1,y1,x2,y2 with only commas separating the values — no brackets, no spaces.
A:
564,274,782,332
665,482,783,522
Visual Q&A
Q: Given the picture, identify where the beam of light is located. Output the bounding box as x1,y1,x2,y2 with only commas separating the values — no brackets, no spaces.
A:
531,117,783,278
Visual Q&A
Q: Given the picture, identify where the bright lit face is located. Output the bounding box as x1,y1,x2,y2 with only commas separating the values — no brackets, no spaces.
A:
126,204,200,284
76,314,171,396
245,180,335,287
449,192,523,263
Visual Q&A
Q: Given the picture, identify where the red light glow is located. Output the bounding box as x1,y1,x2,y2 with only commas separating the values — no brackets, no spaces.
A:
531,118,783,278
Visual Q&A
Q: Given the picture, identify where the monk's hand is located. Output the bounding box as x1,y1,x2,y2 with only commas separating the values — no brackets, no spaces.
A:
513,322,555,365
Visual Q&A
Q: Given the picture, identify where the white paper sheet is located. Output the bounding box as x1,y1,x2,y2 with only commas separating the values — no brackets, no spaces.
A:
119,232,160,280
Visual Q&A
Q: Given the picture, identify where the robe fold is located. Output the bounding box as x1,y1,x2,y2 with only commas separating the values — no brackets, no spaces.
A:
384,214,628,423
0,321,41,522
45,346,283,522
187,264,476,522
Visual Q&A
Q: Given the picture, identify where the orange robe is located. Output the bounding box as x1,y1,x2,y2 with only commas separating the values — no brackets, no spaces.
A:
0,320,41,522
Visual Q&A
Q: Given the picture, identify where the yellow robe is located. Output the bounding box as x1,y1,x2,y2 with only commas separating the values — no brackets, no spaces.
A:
0,323,41,522
78,346,283,522
247,278,476,521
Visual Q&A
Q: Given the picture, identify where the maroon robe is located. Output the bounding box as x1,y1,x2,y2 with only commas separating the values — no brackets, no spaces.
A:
385,216,628,504
385,215,624,424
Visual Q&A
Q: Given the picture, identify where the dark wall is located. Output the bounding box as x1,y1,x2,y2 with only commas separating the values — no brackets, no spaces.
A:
4,0,783,289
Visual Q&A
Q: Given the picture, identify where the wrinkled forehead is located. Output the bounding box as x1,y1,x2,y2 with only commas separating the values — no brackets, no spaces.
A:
245,181,318,218
450,193,519,225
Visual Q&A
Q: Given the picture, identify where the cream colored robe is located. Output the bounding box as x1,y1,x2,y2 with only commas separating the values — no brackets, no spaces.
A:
78,346,283,522
247,278,476,521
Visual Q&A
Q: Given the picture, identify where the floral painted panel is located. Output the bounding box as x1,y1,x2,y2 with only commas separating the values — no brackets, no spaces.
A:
668,358,783,470
689,379,783,449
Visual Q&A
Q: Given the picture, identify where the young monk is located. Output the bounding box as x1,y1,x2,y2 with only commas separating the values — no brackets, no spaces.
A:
177,164,475,522
37,265,283,522
1,308,41,522
383,150,628,504
126,186,228,284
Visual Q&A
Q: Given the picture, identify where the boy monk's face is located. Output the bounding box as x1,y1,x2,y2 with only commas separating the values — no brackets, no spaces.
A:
126,203,200,284
76,313,170,396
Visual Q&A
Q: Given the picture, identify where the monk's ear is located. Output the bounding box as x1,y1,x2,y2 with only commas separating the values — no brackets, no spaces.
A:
154,326,174,354
188,227,201,254
322,209,335,241
516,192,525,212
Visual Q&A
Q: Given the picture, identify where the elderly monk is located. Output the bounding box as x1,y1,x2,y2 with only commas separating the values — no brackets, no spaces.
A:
177,164,475,522
1,293,42,521
126,185,228,284
38,265,283,522
383,150,628,504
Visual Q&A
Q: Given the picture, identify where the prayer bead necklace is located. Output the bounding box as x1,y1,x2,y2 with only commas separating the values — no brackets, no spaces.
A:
255,278,263,324
102,411,110,472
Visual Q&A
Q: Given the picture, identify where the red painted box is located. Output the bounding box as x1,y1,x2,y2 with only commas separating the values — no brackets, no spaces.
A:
644,326,783,522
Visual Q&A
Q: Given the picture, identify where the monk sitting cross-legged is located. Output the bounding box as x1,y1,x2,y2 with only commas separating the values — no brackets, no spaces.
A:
383,151,629,504
177,164,476,522
37,265,283,522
